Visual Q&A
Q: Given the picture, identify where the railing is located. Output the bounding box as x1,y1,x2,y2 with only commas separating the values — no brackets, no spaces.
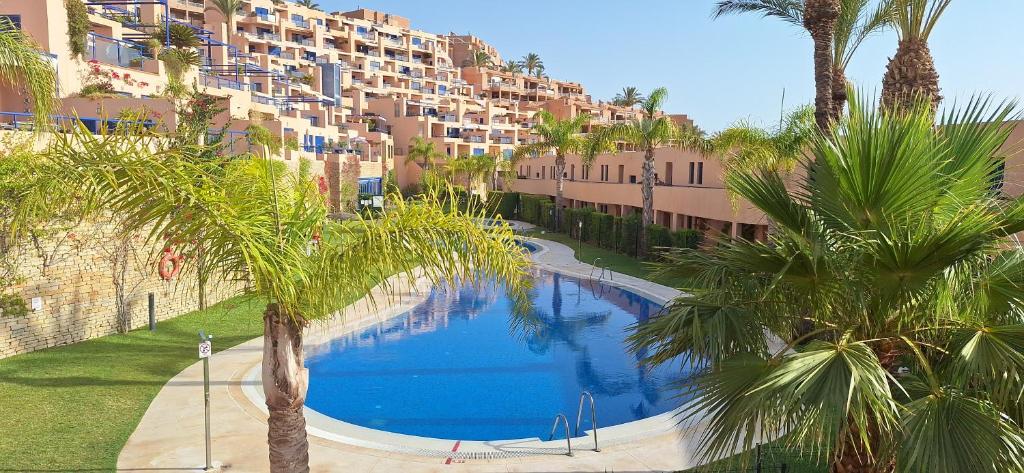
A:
257,32,281,41
88,33,148,70
463,136,485,143
200,74,248,91
575,391,599,452
0,111,153,133
251,93,275,105
174,0,206,8
291,18,311,28
253,13,278,23
548,414,573,457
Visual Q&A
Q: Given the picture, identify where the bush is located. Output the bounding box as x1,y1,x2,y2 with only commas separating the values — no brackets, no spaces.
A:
620,212,642,257
486,191,519,219
66,0,90,60
597,213,615,248
645,224,673,259
519,194,548,225
612,216,624,252
672,229,703,249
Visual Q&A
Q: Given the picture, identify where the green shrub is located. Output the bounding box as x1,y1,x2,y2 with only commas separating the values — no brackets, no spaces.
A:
645,224,673,259
0,294,28,318
620,212,642,257
597,213,615,248
486,191,519,219
66,0,90,60
672,229,703,249
519,194,548,225
612,216,624,252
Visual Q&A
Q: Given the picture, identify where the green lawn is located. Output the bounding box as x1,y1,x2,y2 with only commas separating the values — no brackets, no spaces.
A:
0,295,265,472
523,229,676,286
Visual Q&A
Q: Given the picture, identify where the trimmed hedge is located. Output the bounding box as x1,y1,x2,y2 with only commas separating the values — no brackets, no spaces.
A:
501,191,708,263
486,191,519,219
672,229,703,250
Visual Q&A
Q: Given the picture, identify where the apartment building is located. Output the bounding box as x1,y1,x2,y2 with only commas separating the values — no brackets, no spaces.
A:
0,0,777,240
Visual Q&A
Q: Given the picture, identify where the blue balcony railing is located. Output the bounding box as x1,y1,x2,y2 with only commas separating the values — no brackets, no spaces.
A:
200,74,248,91
0,111,153,133
88,33,148,69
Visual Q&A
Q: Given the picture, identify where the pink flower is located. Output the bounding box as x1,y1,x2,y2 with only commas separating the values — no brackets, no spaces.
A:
317,176,329,195
111,72,120,79
88,59,98,64
139,81,149,87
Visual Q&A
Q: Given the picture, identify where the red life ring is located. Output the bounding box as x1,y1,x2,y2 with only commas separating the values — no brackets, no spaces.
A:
158,248,184,281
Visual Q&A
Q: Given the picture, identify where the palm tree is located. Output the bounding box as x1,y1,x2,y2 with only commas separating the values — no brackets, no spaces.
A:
511,111,609,231
710,105,816,177
522,53,543,76
630,93,1024,473
464,50,492,68
714,0,891,127
500,60,524,76
404,136,444,170
881,0,951,111
0,17,58,129
532,64,546,79
599,88,683,254
13,124,533,473
295,0,321,10
612,87,645,107
210,0,245,40
153,23,202,49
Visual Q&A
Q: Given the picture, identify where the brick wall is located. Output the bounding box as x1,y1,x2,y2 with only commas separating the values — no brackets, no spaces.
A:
0,219,240,359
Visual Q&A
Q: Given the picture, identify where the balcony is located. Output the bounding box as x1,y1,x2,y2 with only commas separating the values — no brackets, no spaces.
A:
200,74,248,91
463,135,485,143
384,37,404,47
87,33,149,70
173,0,205,8
252,13,278,23
291,18,311,29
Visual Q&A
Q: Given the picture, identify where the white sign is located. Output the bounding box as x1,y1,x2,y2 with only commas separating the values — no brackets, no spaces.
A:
198,340,212,359
30,297,43,312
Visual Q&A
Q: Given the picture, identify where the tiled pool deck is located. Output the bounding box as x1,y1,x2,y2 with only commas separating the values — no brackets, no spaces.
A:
116,225,705,472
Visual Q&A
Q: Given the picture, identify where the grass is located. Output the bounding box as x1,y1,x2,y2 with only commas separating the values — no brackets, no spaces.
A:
0,295,266,472
523,229,676,286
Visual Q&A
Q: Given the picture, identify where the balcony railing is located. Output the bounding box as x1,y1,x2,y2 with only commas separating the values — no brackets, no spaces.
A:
253,13,278,23
200,74,248,91
87,33,149,70
463,135,485,143
291,18,311,29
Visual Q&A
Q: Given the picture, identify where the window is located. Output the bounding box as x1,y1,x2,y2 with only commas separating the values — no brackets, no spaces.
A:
541,166,545,179
600,165,609,182
1,15,22,29
570,164,575,180
617,165,624,183
688,162,695,184
473,148,484,156
665,162,673,185
697,162,704,185
629,175,637,184
438,84,447,95
503,149,513,158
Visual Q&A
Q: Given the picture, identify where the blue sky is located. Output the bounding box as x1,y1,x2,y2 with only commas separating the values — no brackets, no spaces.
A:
322,1,1023,131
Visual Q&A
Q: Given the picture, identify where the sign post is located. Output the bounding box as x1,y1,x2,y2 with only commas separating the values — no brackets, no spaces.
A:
198,331,213,471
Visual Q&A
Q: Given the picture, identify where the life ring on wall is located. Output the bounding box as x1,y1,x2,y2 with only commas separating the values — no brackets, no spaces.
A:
158,248,184,281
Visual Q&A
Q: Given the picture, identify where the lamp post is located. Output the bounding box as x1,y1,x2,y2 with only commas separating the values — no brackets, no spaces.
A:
577,220,583,257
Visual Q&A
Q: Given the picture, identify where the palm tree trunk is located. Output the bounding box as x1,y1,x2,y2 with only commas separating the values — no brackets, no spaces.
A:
881,38,941,112
832,67,848,121
553,153,566,231
640,147,656,256
263,303,310,473
804,0,840,131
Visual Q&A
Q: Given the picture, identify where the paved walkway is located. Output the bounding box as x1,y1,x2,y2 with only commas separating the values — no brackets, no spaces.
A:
117,229,700,472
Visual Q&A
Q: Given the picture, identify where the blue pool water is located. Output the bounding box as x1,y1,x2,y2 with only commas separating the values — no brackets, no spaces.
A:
304,270,692,441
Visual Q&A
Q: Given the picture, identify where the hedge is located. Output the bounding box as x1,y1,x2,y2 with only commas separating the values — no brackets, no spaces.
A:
486,191,519,219
620,212,642,257
672,229,703,250
645,224,673,252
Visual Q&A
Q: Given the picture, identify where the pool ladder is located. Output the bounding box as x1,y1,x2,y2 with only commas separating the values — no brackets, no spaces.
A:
548,391,600,457
589,258,613,283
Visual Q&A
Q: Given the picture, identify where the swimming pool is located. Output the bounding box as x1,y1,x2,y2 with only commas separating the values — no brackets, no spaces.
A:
304,269,692,441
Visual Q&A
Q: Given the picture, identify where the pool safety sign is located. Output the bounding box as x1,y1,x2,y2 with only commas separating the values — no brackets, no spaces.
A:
198,340,212,359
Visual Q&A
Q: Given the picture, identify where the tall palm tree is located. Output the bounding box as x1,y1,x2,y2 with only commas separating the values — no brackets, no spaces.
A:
464,49,492,68
404,136,444,170
710,105,816,177
630,93,1024,473
12,124,533,473
714,0,891,126
511,111,608,231
599,88,682,254
500,60,524,76
522,53,543,76
612,87,645,107
210,0,245,40
295,0,321,10
0,17,58,128
532,64,546,79
881,0,951,111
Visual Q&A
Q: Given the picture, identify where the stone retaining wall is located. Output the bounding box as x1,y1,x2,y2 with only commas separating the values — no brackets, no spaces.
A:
0,219,239,359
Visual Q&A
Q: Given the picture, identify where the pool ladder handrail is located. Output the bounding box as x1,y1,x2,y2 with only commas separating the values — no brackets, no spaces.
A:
589,258,613,283
548,414,573,456
575,390,600,452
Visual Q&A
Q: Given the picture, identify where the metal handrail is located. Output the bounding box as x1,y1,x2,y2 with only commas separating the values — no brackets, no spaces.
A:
589,258,603,281
575,391,599,452
577,389,598,452
548,414,573,456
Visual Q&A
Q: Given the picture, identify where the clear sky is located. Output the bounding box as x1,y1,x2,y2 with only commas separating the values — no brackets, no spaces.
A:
321,0,1023,131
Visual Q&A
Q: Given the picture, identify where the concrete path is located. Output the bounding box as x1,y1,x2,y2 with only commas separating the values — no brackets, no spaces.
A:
116,229,700,472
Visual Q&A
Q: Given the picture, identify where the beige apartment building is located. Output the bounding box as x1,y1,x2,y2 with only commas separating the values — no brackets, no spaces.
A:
3,0,895,241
